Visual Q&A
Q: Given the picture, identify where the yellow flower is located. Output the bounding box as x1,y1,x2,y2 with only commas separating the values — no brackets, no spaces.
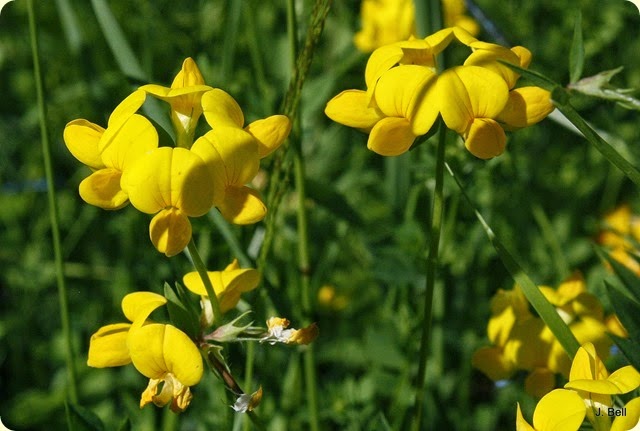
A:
598,205,640,275
564,342,640,430
183,259,261,324
353,0,416,53
261,317,319,345
139,58,213,148
516,389,586,431
87,292,203,413
63,90,157,209
442,0,480,36
121,147,214,256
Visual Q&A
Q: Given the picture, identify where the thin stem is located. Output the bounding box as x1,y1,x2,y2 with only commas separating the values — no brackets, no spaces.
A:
411,121,447,431
27,0,78,405
186,239,223,327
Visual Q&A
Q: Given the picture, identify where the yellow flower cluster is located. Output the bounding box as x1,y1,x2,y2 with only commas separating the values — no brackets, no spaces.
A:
517,343,640,431
598,204,640,275
354,0,479,53
64,58,291,256
472,272,627,398
326,26,554,159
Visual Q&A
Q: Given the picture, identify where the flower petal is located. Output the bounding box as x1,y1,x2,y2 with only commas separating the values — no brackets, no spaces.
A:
324,89,384,131
121,291,167,323
149,208,192,257
87,323,132,367
533,389,586,431
107,89,146,129
463,118,506,159
218,186,267,225
374,65,437,122
79,168,128,209
497,87,554,131
99,114,158,171
464,43,522,88
516,403,536,431
611,397,640,431
244,115,291,158
63,119,105,169
368,116,416,156
201,88,245,128
471,346,515,380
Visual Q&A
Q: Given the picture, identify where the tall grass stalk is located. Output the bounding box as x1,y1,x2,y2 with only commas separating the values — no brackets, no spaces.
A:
186,239,222,326
411,122,447,431
27,0,79,405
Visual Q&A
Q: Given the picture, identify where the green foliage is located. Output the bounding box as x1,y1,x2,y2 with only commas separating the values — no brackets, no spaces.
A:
2,0,640,430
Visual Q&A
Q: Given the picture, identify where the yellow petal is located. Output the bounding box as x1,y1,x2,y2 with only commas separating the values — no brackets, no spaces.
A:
107,89,146,129
368,116,416,156
471,346,515,380
87,323,132,367
171,57,206,88
99,114,158,171
324,89,384,131
79,168,128,209
365,44,407,91
464,43,521,88
436,66,509,133
201,88,244,128
567,365,640,395
191,128,259,204
463,118,506,159
512,46,533,69
374,65,437,124
121,291,167,323
218,186,267,225
611,397,640,431
128,323,203,386
568,342,609,382
516,403,536,431
244,115,291,158
63,119,105,169
149,208,192,257
533,389,586,431
452,25,478,46
424,27,456,54
122,147,214,216
497,87,554,131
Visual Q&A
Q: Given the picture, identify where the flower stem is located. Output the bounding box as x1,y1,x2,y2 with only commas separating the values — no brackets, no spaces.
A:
27,0,78,405
186,239,223,326
411,121,447,431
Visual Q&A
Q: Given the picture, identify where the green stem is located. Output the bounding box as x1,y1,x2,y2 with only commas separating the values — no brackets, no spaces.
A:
186,239,223,327
208,210,252,268
28,0,79,405
411,122,447,431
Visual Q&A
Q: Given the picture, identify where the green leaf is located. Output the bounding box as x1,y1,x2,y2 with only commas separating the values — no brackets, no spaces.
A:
68,403,105,431
569,11,584,83
445,163,581,359
90,0,146,81
605,280,640,342
610,333,640,371
568,67,640,110
164,282,201,339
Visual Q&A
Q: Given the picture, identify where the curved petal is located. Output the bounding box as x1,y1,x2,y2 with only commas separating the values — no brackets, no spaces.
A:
191,128,259,204
464,44,521,88
436,66,509,133
100,114,158,171
244,115,292,158
365,44,406,91
471,346,515,380
218,186,267,225
611,397,640,431
463,118,506,159
497,87,554,131
567,365,640,395
128,323,203,386
533,389,586,431
201,88,244,128
123,147,214,216
63,119,105,169
79,168,128,210
368,116,416,156
424,27,455,54
325,90,384,131
107,89,146,128
122,291,168,323
374,65,437,121
452,26,478,46
87,323,132,367
516,403,536,431
149,208,192,257
512,46,533,69
171,57,206,88
568,342,609,382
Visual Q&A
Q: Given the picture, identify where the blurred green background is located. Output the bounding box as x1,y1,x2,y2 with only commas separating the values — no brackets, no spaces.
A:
1,0,640,429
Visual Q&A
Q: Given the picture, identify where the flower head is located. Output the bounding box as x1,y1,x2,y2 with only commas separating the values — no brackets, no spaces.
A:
260,317,319,345
88,292,203,413
516,389,586,431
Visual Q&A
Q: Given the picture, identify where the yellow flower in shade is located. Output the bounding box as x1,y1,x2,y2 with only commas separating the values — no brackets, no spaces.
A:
139,58,213,148
434,65,510,159
353,0,416,53
442,0,480,37
87,292,203,413
261,317,319,345
598,205,640,275
63,90,157,209
121,147,214,256
463,42,554,132
183,259,261,324
516,389,586,431
564,342,640,430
